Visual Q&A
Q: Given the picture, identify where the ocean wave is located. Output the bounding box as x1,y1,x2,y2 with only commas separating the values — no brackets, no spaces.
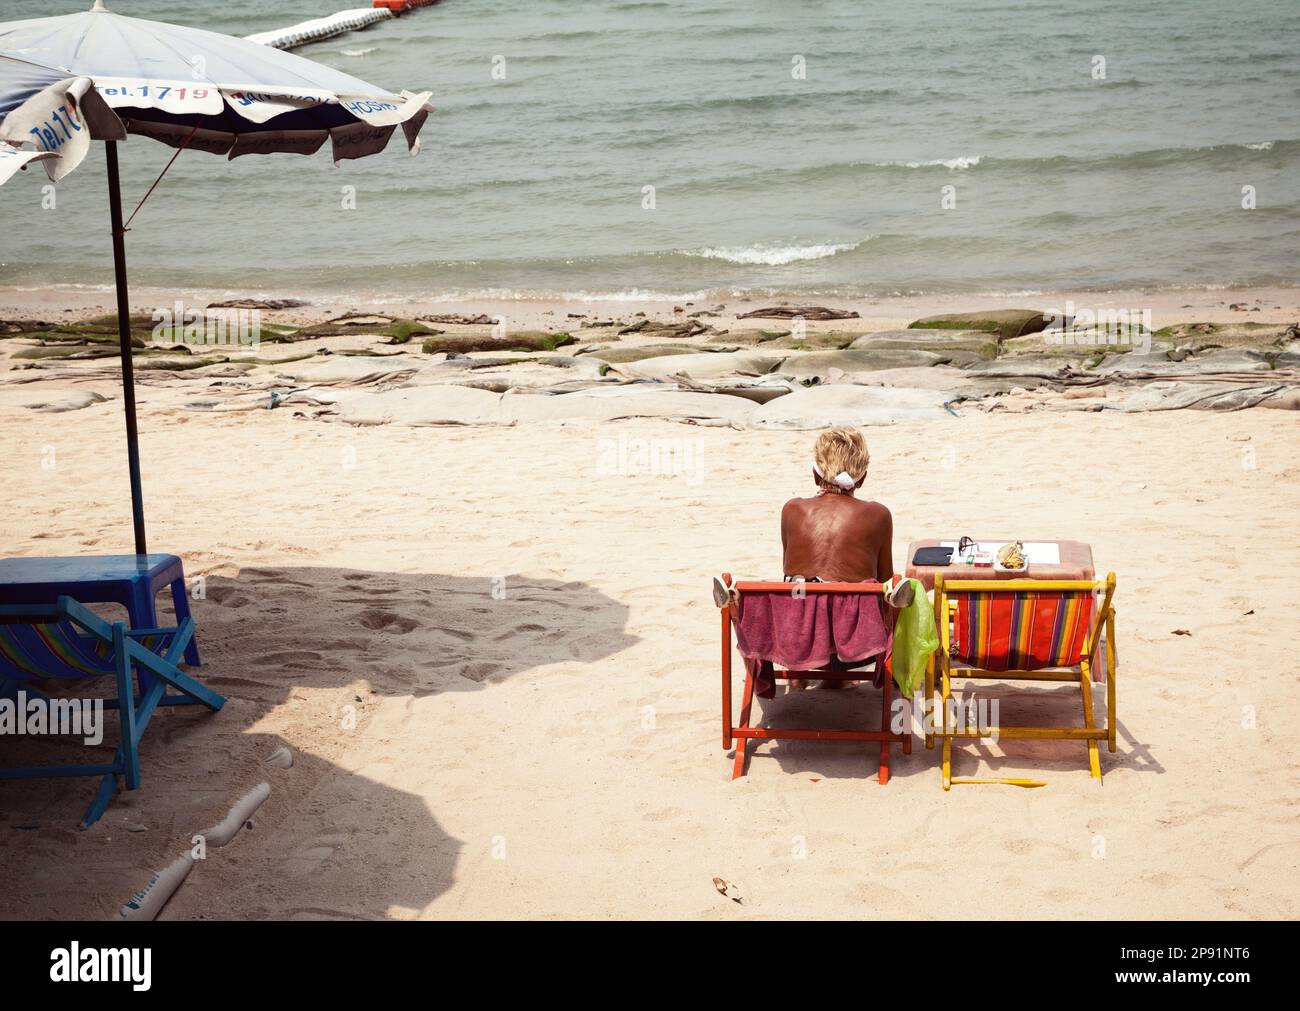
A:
888,155,982,170
340,47,375,57
1029,138,1299,171
683,241,867,266
422,287,716,303
761,139,1300,189
859,140,1289,174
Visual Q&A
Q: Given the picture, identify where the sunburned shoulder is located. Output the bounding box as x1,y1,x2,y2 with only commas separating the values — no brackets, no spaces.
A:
782,496,814,517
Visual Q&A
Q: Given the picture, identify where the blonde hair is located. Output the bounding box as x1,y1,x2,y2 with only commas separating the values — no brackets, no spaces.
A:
812,426,870,494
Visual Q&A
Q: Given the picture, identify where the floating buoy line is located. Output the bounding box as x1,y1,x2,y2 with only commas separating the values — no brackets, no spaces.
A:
245,1,440,52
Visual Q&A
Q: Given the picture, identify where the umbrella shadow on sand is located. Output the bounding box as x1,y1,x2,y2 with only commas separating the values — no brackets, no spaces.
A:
0,566,637,920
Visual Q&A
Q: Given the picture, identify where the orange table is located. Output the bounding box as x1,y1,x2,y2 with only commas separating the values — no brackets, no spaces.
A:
904,539,1095,592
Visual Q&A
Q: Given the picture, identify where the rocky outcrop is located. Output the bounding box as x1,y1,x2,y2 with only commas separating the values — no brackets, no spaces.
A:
715,330,861,350
419,332,575,354
417,313,497,326
775,348,947,376
908,309,1052,340
607,350,785,381
207,298,309,310
746,385,953,429
617,318,721,338
1100,381,1287,412
735,306,861,321
1154,320,1299,350
849,329,997,358
574,344,705,364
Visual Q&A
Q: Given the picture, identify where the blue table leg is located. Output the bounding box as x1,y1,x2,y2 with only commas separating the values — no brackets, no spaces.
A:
126,585,160,698
169,577,202,666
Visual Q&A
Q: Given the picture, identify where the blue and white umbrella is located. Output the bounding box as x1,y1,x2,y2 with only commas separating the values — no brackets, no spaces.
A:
0,1,434,554
0,0,432,163
0,50,123,183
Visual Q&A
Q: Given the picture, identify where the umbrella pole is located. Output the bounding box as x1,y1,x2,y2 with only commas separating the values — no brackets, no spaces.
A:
105,140,147,556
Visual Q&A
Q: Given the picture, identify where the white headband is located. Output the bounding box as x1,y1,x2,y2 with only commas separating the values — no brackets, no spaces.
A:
813,463,860,490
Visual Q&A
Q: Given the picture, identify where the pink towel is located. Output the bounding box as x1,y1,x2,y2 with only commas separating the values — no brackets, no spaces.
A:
733,590,892,698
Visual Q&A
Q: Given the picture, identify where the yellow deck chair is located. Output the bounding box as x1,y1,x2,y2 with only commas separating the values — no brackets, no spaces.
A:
925,572,1117,788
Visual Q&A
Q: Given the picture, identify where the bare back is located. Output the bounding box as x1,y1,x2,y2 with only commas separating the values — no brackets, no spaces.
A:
781,494,894,583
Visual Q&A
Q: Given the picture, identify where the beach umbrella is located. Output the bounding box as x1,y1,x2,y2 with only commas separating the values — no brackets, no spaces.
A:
0,1,433,554
0,52,123,183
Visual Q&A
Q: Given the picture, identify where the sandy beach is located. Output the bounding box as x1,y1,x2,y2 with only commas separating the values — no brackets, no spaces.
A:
1,289,1297,918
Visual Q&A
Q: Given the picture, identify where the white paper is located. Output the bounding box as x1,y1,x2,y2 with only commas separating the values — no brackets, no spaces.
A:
1023,542,1061,565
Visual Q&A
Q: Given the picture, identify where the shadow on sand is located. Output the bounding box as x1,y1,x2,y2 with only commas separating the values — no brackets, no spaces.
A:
739,679,1160,784
733,677,924,783
0,565,637,919
926,681,1162,782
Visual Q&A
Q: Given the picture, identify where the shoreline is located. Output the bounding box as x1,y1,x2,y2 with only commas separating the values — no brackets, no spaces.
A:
3,283,1298,332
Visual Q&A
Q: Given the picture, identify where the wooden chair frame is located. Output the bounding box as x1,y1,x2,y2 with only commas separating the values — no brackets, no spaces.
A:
925,572,1117,789
719,573,910,784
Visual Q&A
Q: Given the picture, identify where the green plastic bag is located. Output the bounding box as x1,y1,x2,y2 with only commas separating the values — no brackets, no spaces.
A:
889,578,938,697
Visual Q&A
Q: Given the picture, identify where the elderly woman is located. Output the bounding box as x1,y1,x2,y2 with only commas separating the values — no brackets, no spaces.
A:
778,427,897,690
781,426,894,584
711,426,903,696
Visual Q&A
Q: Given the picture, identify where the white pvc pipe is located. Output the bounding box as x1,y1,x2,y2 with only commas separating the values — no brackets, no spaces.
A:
201,782,271,848
115,854,194,921
110,782,273,921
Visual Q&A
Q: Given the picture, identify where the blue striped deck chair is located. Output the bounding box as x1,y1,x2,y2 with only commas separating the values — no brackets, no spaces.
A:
0,595,225,827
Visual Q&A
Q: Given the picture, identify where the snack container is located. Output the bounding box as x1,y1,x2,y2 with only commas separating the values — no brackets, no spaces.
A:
994,541,1029,572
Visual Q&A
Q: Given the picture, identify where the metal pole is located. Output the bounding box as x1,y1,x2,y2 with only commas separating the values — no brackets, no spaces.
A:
105,141,147,555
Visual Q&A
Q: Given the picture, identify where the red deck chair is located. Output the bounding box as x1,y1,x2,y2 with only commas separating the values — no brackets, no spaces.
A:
928,572,1118,788
718,574,910,784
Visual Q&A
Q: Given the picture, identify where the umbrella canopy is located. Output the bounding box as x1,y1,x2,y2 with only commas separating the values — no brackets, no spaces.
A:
0,2,434,555
0,141,55,184
0,50,123,183
0,0,432,164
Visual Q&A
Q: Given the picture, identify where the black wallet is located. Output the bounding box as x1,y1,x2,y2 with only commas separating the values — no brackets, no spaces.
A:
912,546,953,566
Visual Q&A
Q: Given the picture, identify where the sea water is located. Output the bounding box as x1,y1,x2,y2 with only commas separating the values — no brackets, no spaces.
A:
1,0,1297,301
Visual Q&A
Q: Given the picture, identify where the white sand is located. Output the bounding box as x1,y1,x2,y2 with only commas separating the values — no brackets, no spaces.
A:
1,388,1297,920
